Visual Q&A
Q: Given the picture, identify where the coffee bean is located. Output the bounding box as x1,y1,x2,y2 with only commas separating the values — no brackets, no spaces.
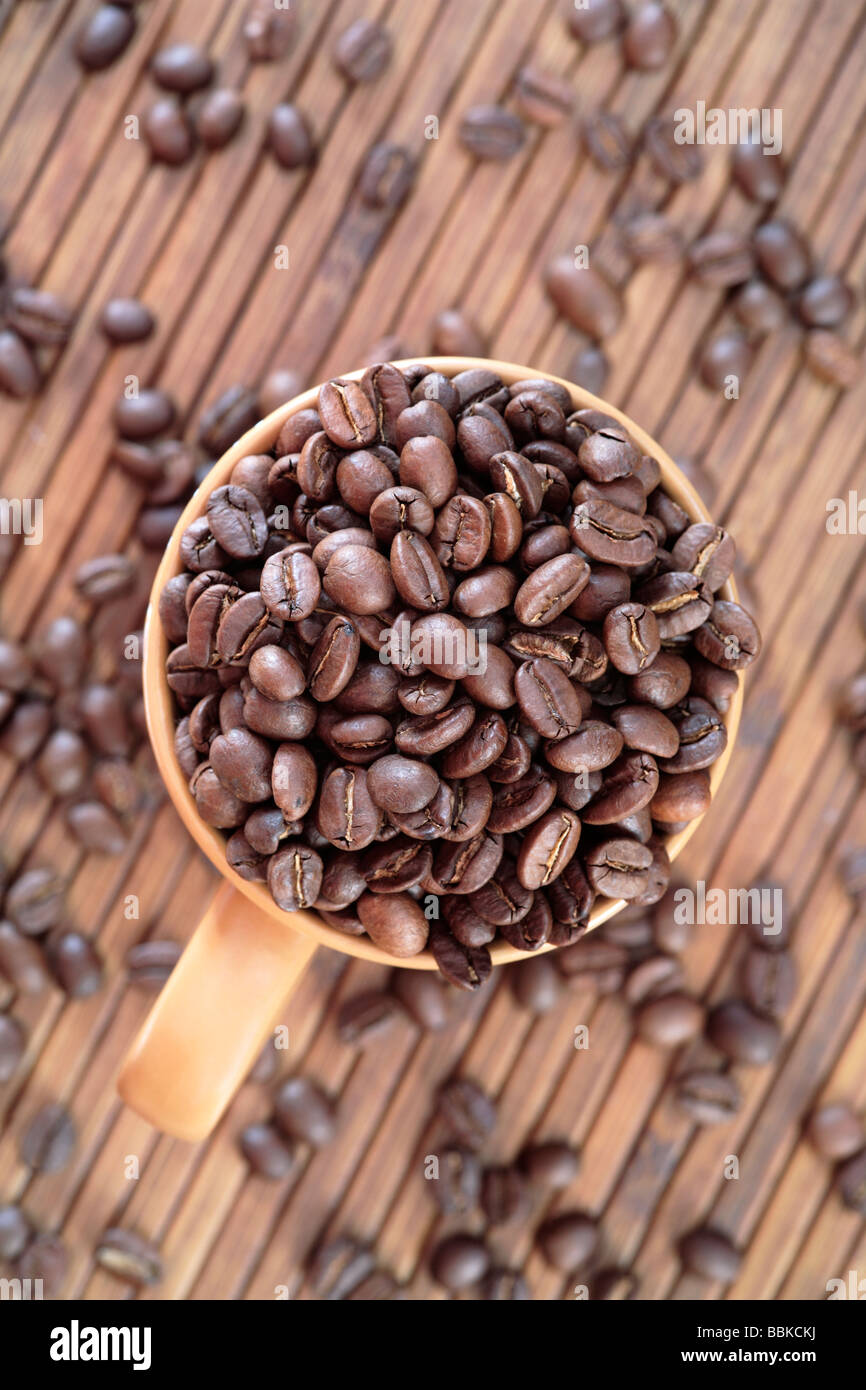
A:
754,219,811,290
731,139,785,202
806,1103,863,1160
430,924,492,989
594,1267,639,1299
582,111,632,170
391,969,449,1030
567,0,625,42
514,65,574,126
0,328,40,396
274,1076,335,1147
545,256,623,339
437,1076,496,1149
480,1267,531,1300
75,4,136,70
240,1121,295,1179
6,867,65,935
268,104,315,168
338,989,403,1042
688,231,755,287
644,116,703,182
46,932,103,998
460,105,526,161
308,1236,377,1299
19,1101,76,1173
125,939,182,992
836,1149,866,1214
698,332,752,389
622,211,684,264
803,330,861,389
143,98,195,165
797,275,854,329
7,286,75,345
679,1227,741,1284
536,1211,597,1271
741,946,796,1019
244,0,297,59
198,383,260,454
431,1234,490,1291
0,1204,33,1261
0,922,51,994
334,17,392,82
510,952,562,1012
430,1146,481,1215
481,1165,528,1225
623,2,677,69
151,41,214,93
707,999,780,1064
113,386,176,439
674,1069,741,1125
360,143,416,209
99,295,155,344
0,1013,27,1081
194,88,245,149
95,1228,163,1286
268,844,322,910
636,992,704,1047
16,1234,67,1298
520,1139,579,1190
356,891,429,956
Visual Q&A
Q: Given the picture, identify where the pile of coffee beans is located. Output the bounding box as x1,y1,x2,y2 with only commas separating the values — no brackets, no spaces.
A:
161,361,760,982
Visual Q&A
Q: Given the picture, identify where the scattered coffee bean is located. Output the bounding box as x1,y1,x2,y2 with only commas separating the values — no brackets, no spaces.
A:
0,1204,33,1261
75,4,136,71
16,1234,67,1297
674,1069,741,1125
194,88,246,149
437,1077,496,1150
430,1233,490,1291
46,931,103,998
731,139,785,202
100,297,154,343
637,992,704,1048
545,256,623,338
391,969,449,1029
244,0,297,60
0,1013,27,1082
151,42,214,93
514,66,574,126
240,1121,295,1179
707,999,780,1065
334,18,392,83
536,1211,597,1270
679,1226,742,1283
460,105,526,161
0,328,40,397
268,104,315,169
143,98,196,165
430,1146,481,1215
836,1149,866,1215
520,1139,579,1190
803,330,861,389
480,1267,531,1299
337,989,402,1043
274,1075,336,1147
806,1103,863,1160
125,939,182,991
623,2,677,69
19,1101,76,1173
95,1228,163,1286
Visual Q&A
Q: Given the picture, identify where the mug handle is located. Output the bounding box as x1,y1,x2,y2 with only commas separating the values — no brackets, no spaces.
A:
117,881,318,1142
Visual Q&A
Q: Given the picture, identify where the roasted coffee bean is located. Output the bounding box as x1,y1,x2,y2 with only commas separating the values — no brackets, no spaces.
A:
198,383,260,455
481,1165,528,1226
317,765,380,849
460,104,525,160
268,844,322,910
732,279,788,336
431,1234,490,1292
152,41,213,92
674,1069,741,1126
398,436,457,508
536,1211,597,1271
754,218,811,290
113,386,176,439
603,602,660,674
513,64,574,126
806,1103,863,1160
6,867,65,936
334,17,392,82
437,1077,496,1148
797,275,854,329
732,139,785,202
517,808,581,889
582,111,632,170
274,1075,335,1147
355,891,429,956
567,0,625,41
75,4,136,70
0,1013,26,1082
637,991,704,1047
622,211,684,263
308,617,360,699
623,1,676,67
268,103,315,168
624,953,684,1005
544,256,623,339
520,1140,579,1190
194,88,245,148
688,231,755,287
707,999,780,1065
510,952,562,1011
644,115,703,182
679,1227,742,1284
20,1101,76,1173
261,547,320,622
7,286,74,346
16,1234,68,1298
359,142,416,209
46,932,103,998
391,969,449,1030
67,800,128,854
570,499,656,567
0,327,39,396
698,332,752,390
741,946,796,1019
241,1120,295,1179
0,921,51,994
836,1149,866,1215
95,1228,163,1286
804,330,861,388
125,939,182,992
143,97,195,164
0,1204,33,1262
429,1145,481,1215
36,729,89,798
694,600,761,669
338,990,402,1043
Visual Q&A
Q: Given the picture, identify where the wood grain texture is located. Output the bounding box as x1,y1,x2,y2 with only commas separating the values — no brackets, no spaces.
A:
0,0,864,1301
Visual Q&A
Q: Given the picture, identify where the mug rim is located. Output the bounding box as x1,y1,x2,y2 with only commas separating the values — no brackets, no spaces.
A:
142,356,743,970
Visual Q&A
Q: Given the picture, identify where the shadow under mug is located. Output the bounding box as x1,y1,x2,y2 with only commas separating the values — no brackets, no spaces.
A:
118,358,742,1141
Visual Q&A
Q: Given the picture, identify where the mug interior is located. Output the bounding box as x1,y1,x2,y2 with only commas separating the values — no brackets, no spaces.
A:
143,358,742,970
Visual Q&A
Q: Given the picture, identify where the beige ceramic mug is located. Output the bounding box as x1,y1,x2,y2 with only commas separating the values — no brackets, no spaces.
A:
118,358,742,1141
